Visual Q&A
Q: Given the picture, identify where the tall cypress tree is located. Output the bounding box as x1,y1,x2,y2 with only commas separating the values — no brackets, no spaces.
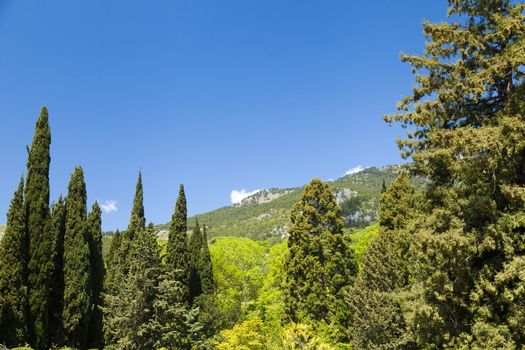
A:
62,167,92,349
188,219,203,302
105,229,122,293
48,196,66,346
285,178,357,342
0,177,29,347
166,184,190,301
25,107,52,350
198,224,214,296
87,202,105,349
127,171,145,241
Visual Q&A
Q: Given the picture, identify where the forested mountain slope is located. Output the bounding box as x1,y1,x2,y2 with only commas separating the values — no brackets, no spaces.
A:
157,166,426,240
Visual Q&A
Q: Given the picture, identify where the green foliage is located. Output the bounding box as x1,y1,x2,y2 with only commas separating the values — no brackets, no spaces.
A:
104,225,160,350
347,223,380,268
87,202,104,349
0,178,29,347
379,173,415,231
157,167,426,241
282,323,334,350
127,171,145,241
214,318,265,350
385,0,525,347
48,197,66,346
26,107,52,350
284,178,357,345
62,167,91,349
166,184,190,300
189,220,215,303
209,236,268,328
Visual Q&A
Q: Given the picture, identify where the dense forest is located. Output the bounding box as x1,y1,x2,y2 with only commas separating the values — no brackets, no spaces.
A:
1,0,525,349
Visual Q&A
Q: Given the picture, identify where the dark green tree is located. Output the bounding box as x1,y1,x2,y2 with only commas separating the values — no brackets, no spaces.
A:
104,229,122,293
62,167,92,349
285,178,357,342
127,171,145,241
0,178,29,347
346,176,416,349
104,224,160,350
26,107,52,349
87,202,105,349
166,184,190,301
386,0,525,347
48,196,66,346
188,220,215,303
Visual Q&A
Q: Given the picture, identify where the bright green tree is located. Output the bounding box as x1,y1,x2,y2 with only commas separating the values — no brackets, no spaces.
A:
284,178,357,343
0,178,29,347
87,202,105,349
386,0,525,346
25,107,52,349
48,196,66,346
166,184,190,300
62,167,92,349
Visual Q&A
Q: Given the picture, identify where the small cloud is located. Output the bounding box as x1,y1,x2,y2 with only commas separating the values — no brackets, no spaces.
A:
230,189,261,204
345,165,365,176
100,200,118,213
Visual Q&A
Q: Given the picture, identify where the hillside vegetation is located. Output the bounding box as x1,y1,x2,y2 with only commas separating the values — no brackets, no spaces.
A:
157,166,425,241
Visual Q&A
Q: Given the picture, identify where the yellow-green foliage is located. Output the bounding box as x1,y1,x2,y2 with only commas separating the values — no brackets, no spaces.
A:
348,223,380,268
209,237,269,327
282,323,334,350
214,319,265,350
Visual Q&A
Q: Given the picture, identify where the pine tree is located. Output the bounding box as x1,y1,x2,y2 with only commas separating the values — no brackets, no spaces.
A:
48,196,66,346
386,0,525,346
62,167,92,349
166,184,190,301
26,107,53,349
87,202,105,349
284,178,357,342
188,220,215,303
0,177,29,347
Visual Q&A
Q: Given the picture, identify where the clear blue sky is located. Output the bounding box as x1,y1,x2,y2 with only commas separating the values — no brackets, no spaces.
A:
0,1,447,230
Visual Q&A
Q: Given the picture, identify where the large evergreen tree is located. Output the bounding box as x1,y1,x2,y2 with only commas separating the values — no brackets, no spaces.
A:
285,178,357,342
104,224,160,350
127,171,145,240
26,107,52,349
386,0,525,346
87,202,105,349
62,167,92,349
48,196,66,346
104,229,122,294
166,184,190,301
347,175,416,349
0,178,29,347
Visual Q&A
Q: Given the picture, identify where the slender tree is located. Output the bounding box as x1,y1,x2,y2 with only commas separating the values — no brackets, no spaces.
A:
0,178,29,347
285,178,357,342
87,202,105,349
127,171,145,240
62,167,92,349
188,220,215,303
166,184,190,301
105,229,122,293
26,107,52,349
48,196,66,346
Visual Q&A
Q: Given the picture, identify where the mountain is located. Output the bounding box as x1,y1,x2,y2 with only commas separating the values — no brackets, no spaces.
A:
157,165,426,241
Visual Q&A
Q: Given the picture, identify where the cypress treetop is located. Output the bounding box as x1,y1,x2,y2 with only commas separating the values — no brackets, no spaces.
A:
62,166,92,349
166,184,190,300
26,107,53,350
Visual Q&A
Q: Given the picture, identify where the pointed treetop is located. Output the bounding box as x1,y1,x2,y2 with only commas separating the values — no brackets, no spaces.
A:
128,171,145,234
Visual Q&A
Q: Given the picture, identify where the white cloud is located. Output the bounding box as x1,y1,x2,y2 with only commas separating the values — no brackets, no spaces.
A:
100,200,118,213
345,165,365,176
230,189,261,204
